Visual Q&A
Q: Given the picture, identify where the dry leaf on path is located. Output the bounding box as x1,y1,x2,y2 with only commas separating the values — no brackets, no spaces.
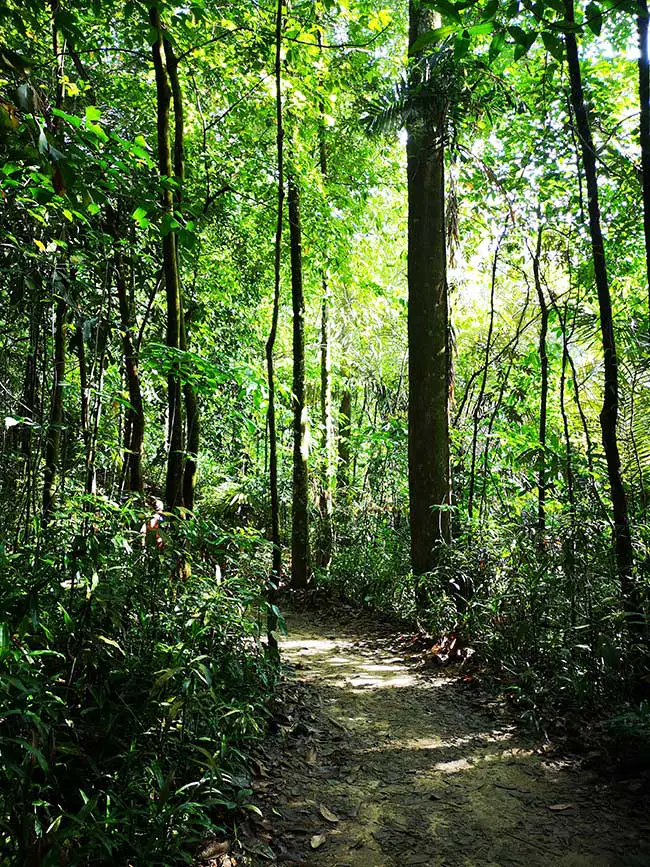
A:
310,834,327,849
548,803,576,812
319,804,339,823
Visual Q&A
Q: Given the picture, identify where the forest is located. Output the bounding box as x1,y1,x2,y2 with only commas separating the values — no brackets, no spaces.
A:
1,0,650,863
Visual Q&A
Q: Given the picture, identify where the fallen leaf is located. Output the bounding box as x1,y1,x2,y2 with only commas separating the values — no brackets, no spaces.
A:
310,834,327,849
196,840,230,859
319,804,339,823
305,748,318,765
548,803,576,812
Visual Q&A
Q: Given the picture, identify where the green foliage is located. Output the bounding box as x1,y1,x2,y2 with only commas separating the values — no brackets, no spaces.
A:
0,500,274,865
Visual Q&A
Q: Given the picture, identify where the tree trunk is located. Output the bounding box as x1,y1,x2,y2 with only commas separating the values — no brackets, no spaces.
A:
531,223,548,539
407,3,451,602
564,3,639,620
164,35,200,511
337,388,352,495
638,0,650,311
266,0,285,656
150,5,184,511
317,285,334,568
115,250,144,495
288,173,310,589
317,74,333,569
42,295,66,523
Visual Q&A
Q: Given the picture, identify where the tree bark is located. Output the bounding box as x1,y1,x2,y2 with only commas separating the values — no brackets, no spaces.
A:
531,223,548,539
317,63,333,569
42,295,66,523
564,3,638,620
337,388,352,494
115,249,144,495
265,0,285,656
288,173,310,589
150,6,184,511
407,3,451,602
164,35,200,511
638,0,650,311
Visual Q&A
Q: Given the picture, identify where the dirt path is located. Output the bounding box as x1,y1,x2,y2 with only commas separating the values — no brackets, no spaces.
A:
249,606,650,866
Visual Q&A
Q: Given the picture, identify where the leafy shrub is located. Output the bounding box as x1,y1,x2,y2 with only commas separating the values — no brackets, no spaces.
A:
0,496,275,866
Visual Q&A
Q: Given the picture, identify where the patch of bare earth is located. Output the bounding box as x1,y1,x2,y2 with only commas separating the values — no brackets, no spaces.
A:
247,607,650,866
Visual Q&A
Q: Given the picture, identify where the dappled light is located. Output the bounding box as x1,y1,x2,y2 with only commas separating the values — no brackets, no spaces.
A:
2,0,650,862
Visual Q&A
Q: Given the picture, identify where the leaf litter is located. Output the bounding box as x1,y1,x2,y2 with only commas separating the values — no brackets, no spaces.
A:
219,605,650,866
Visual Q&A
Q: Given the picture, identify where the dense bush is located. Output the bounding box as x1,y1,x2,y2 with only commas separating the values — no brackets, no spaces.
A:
0,498,274,865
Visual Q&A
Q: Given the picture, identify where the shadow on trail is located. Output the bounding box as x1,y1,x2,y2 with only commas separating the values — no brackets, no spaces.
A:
252,608,650,867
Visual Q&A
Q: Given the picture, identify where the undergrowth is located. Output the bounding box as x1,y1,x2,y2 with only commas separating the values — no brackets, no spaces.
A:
323,507,650,749
0,496,275,866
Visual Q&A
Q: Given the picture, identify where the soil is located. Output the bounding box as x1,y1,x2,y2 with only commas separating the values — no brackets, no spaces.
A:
244,605,650,866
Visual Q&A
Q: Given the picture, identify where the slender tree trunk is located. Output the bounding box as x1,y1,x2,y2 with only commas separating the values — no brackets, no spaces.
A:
318,285,334,568
21,301,40,466
42,296,66,523
316,69,334,569
337,388,352,494
288,173,310,589
164,36,200,511
564,3,638,620
407,3,451,602
638,0,650,310
468,226,504,521
74,319,95,495
150,6,184,511
115,250,144,495
531,223,548,539
266,0,285,656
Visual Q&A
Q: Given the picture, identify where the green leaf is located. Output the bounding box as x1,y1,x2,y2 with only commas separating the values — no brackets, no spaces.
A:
482,0,499,19
468,21,495,35
132,206,150,228
585,1,602,35
488,30,506,58
97,634,125,655
425,0,463,24
410,24,458,52
454,31,471,57
541,30,564,59
85,105,101,123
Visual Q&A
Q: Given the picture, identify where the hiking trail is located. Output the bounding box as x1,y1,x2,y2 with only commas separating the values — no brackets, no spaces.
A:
246,606,650,866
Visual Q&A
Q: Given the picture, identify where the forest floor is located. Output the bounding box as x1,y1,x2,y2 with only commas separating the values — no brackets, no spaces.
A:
217,604,650,867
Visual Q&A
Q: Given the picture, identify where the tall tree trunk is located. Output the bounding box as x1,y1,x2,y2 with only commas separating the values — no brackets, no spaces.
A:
288,173,310,589
318,285,334,568
531,223,548,539
266,0,285,656
164,36,200,511
316,60,334,569
468,226,503,521
150,6,184,511
115,249,144,495
407,3,451,605
638,0,650,311
564,3,639,620
42,295,66,523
